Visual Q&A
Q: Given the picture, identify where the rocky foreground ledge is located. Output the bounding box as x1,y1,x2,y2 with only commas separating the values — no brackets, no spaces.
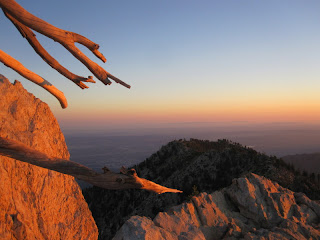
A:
114,173,320,240
0,75,98,239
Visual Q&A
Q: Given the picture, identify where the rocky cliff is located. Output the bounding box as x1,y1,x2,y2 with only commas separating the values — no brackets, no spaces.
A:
114,173,320,240
84,138,320,239
0,75,98,239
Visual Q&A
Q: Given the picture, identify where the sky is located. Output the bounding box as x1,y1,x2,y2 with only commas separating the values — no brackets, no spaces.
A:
1,0,320,130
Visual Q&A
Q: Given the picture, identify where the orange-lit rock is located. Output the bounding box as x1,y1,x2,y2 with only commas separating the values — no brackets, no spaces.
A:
0,75,98,239
115,173,320,239
113,216,177,240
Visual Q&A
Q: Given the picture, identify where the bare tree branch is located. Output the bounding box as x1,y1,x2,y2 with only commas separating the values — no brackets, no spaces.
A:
3,10,95,89
0,49,68,108
0,136,182,194
0,0,130,88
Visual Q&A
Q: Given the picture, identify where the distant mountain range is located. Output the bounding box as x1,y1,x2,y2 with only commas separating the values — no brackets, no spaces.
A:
282,152,320,174
83,138,320,240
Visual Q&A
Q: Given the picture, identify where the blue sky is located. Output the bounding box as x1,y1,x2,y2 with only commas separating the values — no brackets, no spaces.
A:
1,1,320,129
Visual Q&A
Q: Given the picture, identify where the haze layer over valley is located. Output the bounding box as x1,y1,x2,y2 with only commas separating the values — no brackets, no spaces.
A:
64,122,320,174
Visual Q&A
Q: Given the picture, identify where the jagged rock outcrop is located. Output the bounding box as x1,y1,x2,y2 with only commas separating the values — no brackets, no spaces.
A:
114,173,320,240
0,75,98,239
84,138,320,239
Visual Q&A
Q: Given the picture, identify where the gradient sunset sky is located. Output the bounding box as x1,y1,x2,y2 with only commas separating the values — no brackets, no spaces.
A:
1,0,320,128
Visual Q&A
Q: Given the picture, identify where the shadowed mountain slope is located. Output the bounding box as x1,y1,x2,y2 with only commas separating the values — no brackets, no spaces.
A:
84,138,320,239
282,152,320,175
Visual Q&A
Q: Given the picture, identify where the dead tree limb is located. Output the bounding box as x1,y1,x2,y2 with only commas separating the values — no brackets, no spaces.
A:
0,0,130,108
3,10,95,89
0,0,130,87
0,136,182,194
0,49,68,108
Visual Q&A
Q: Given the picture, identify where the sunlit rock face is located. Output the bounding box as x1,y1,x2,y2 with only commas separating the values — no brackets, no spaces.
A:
114,173,320,240
0,75,98,239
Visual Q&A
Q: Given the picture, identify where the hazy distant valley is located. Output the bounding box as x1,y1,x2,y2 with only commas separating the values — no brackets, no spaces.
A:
64,122,320,174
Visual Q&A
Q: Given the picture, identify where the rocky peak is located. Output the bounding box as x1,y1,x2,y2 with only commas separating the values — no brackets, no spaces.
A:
85,138,320,239
0,75,98,239
114,173,320,239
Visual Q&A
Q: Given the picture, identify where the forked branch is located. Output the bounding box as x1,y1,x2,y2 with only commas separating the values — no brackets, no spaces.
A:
4,10,95,89
0,0,130,88
0,0,130,108
0,137,182,194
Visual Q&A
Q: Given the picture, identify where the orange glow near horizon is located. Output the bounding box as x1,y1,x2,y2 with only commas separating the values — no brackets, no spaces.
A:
56,98,320,126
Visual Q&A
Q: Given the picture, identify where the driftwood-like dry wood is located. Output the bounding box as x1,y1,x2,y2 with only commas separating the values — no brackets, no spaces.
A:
0,0,130,108
0,136,182,194
0,49,68,108
4,10,96,89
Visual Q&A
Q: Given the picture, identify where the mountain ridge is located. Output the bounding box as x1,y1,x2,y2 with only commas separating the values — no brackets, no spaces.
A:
114,173,320,239
84,138,320,239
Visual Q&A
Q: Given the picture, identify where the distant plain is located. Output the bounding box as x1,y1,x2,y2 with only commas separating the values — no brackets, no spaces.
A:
63,122,320,173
